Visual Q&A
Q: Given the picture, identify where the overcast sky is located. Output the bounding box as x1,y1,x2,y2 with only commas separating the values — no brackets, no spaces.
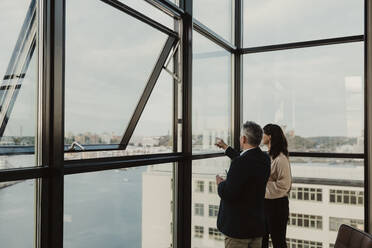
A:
0,0,365,139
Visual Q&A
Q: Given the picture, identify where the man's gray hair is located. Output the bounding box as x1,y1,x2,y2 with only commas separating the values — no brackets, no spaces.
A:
241,121,263,146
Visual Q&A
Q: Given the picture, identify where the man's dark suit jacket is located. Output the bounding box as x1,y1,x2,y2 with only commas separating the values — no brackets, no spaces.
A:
217,146,271,239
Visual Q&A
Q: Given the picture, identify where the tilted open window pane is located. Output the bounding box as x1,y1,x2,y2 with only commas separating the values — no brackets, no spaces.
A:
243,0,364,47
192,31,232,153
0,180,35,247
64,164,174,248
0,0,37,168
193,0,234,43
243,42,364,153
65,0,170,152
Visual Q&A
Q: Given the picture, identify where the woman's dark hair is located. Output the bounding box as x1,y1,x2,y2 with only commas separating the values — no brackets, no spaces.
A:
263,124,289,159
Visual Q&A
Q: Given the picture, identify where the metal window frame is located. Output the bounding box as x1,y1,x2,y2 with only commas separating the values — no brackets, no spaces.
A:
174,1,192,248
365,0,372,233
145,0,184,18
193,19,236,52
100,0,178,39
0,0,371,247
36,0,66,247
241,35,364,54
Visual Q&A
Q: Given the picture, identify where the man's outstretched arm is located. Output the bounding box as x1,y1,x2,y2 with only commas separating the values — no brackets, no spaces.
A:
215,139,240,159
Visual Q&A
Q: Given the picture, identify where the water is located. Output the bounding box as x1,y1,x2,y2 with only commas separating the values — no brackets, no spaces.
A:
0,167,146,248
0,181,34,248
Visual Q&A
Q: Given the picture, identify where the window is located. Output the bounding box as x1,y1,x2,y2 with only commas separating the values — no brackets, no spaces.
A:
195,181,205,193
0,0,38,168
192,31,232,153
209,181,217,193
208,227,224,241
0,180,35,247
286,238,322,248
193,0,233,42
243,43,364,154
330,189,364,206
65,0,171,156
208,205,219,217
1,1,367,248
64,164,174,248
243,0,364,47
192,157,231,247
289,187,322,202
195,203,204,216
194,226,204,238
329,217,364,232
288,213,322,230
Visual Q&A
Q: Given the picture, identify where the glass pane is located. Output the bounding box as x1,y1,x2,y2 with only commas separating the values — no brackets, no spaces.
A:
191,157,231,247
64,164,174,248
65,0,168,148
0,180,35,247
0,0,37,168
243,0,364,47
193,31,232,153
288,157,364,244
243,43,364,153
193,0,233,43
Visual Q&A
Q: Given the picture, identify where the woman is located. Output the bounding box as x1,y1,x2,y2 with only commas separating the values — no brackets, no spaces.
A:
261,124,292,248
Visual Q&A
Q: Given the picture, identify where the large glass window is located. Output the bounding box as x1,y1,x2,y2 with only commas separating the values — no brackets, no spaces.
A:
64,164,174,248
192,31,232,153
0,1,368,248
0,180,35,247
243,43,364,153
243,0,364,47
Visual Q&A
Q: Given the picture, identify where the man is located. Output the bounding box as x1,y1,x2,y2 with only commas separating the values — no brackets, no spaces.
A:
215,121,271,248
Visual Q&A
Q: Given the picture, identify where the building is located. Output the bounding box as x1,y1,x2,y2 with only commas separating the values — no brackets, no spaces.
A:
142,159,364,248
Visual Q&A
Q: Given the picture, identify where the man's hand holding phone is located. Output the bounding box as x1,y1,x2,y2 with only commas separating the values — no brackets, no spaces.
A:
216,175,225,185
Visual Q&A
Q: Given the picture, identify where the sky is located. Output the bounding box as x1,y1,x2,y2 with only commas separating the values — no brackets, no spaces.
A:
0,0,365,139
